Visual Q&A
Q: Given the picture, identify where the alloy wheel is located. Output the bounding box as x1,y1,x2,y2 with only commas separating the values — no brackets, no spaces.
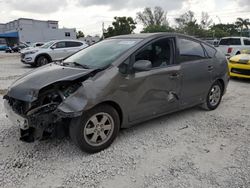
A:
83,112,114,147
208,85,221,106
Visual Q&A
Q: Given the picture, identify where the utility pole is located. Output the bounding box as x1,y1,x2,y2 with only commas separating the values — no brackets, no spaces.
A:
102,22,105,39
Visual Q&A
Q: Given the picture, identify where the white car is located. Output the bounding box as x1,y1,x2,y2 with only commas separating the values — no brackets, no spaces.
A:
216,37,250,58
21,40,88,67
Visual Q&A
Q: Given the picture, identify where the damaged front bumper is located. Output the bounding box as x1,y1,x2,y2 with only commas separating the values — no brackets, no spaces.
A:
4,98,69,142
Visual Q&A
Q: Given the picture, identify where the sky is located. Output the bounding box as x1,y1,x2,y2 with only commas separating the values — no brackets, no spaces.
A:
0,0,250,35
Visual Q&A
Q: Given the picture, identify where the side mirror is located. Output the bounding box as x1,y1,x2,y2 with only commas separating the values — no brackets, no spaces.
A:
133,60,152,72
51,45,56,50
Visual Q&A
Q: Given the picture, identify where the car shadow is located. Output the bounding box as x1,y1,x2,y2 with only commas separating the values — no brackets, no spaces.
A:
230,77,250,83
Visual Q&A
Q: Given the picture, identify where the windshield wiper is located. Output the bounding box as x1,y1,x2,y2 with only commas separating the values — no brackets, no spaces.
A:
61,61,90,69
73,62,90,69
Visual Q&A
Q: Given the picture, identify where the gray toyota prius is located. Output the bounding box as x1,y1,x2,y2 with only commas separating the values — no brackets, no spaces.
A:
3,33,229,153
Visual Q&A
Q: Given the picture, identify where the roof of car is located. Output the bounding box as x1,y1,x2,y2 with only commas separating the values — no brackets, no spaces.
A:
221,37,250,39
112,32,200,38
49,39,85,43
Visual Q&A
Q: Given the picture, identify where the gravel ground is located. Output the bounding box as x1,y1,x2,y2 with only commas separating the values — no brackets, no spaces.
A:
0,53,249,188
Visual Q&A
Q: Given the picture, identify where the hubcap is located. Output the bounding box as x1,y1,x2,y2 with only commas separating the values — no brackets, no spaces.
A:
40,57,48,65
83,112,114,146
209,85,221,106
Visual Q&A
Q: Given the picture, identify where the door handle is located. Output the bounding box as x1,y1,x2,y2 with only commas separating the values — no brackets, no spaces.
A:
169,72,180,79
208,65,214,71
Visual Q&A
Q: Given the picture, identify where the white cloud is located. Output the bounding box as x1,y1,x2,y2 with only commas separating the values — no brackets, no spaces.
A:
0,0,249,35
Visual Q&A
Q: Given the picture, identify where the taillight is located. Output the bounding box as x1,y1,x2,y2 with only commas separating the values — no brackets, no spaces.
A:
227,47,232,53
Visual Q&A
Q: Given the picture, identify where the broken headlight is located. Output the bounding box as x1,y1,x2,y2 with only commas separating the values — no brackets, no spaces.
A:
60,83,82,99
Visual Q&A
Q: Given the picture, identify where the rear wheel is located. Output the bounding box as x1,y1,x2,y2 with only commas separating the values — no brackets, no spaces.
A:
35,55,49,67
69,104,120,153
201,81,223,110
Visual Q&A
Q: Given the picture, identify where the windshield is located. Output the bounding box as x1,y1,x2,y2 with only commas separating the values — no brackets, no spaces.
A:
64,39,142,68
41,41,55,49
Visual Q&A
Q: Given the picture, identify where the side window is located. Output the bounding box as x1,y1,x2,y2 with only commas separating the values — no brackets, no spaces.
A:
230,38,241,45
178,38,205,62
244,39,250,45
66,41,81,47
55,42,66,48
202,43,217,58
134,38,173,71
77,42,83,46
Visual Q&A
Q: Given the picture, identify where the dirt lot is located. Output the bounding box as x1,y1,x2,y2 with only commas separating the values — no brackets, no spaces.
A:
0,52,249,188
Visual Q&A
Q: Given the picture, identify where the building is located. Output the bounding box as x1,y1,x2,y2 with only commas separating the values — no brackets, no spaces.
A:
0,18,76,46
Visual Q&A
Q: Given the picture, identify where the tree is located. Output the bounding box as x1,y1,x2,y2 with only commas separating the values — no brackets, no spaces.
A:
76,30,85,39
136,7,168,27
175,11,196,30
103,17,136,38
175,11,202,36
235,18,250,36
209,23,239,38
136,6,173,33
200,12,213,30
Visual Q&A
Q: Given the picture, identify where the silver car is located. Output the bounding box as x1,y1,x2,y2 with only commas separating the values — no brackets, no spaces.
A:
20,40,88,67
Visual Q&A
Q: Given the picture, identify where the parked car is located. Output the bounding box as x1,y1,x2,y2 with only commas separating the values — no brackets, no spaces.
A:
20,42,44,52
216,37,250,58
31,42,45,47
4,33,229,153
228,53,250,79
20,40,88,67
0,44,8,51
5,43,29,53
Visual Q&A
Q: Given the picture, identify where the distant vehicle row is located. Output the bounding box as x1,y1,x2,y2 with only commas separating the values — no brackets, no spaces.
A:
20,40,88,67
215,37,250,58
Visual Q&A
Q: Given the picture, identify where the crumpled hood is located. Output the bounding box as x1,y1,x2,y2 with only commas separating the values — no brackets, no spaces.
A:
7,63,94,102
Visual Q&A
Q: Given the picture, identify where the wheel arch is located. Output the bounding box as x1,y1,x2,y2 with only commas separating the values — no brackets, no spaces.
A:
217,79,225,94
35,53,52,63
97,101,123,127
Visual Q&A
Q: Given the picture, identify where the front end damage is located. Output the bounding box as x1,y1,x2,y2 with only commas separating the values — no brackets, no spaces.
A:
3,63,104,142
4,82,82,142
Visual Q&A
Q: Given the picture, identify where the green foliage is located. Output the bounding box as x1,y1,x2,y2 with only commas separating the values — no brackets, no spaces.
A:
235,18,250,36
136,7,174,33
76,30,85,39
210,24,238,38
103,17,136,38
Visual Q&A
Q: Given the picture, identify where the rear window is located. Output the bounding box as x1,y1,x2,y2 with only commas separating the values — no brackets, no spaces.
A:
179,39,205,58
203,44,217,58
219,38,241,45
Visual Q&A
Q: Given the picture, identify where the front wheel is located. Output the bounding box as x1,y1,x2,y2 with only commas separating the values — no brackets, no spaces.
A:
201,81,223,110
69,104,120,153
35,56,49,67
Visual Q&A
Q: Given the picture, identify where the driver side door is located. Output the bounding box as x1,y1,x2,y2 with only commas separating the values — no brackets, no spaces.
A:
125,37,181,122
50,41,67,60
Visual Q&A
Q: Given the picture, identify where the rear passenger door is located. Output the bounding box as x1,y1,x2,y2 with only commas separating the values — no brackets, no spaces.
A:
177,37,213,108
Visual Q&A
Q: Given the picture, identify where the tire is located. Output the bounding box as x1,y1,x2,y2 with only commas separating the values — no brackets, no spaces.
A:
35,55,49,67
69,104,120,153
201,81,223,110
